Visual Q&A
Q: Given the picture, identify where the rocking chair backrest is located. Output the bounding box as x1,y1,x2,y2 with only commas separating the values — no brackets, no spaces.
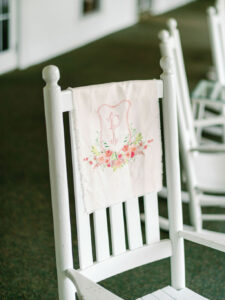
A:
208,4,225,85
42,58,185,300
159,19,198,153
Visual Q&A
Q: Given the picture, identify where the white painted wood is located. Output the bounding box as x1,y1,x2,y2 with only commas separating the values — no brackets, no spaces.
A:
141,293,159,299
194,116,225,128
144,193,160,244
61,90,73,112
159,216,193,232
43,62,220,300
193,152,225,193
65,273,209,300
207,6,225,85
179,229,225,252
158,186,189,203
109,203,126,256
125,198,143,250
151,289,173,299
93,209,110,262
161,286,208,300
160,57,185,289
159,19,225,231
159,28,202,231
206,5,225,141
166,19,197,147
199,194,225,207
192,78,225,141
202,214,225,221
69,111,93,270
65,269,124,300
141,286,209,300
209,81,221,99
80,240,172,282
42,65,75,300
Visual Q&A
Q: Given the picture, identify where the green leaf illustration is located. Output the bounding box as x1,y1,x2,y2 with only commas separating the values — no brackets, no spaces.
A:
111,152,117,160
91,146,100,156
135,132,143,144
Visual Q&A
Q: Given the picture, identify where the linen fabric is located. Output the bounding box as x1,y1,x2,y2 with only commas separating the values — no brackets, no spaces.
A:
70,80,162,213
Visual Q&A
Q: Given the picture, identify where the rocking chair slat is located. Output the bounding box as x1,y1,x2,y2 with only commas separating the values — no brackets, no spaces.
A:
109,203,126,255
125,198,143,250
93,209,110,262
144,193,160,244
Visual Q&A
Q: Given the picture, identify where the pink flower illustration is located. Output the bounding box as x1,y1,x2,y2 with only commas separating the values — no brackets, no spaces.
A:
98,156,105,164
105,150,113,157
126,152,131,158
144,145,148,149
118,154,122,159
131,146,137,152
131,151,135,158
122,145,129,152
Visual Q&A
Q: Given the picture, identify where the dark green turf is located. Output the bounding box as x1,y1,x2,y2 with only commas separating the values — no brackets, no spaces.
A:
0,0,225,299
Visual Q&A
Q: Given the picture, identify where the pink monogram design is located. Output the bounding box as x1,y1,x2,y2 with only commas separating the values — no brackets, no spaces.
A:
97,100,132,152
83,99,154,172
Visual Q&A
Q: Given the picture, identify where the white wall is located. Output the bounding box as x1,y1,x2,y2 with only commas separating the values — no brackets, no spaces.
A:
18,0,138,69
150,0,195,15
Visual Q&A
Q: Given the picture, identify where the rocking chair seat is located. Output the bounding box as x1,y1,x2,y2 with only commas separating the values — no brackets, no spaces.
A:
138,286,208,300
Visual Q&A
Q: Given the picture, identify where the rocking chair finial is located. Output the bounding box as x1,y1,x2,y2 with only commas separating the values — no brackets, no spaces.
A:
158,30,170,42
42,65,60,86
167,18,177,31
207,6,216,16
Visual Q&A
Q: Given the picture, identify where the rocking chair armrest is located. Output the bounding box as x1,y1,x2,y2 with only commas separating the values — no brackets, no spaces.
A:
65,269,124,300
178,229,225,253
193,116,225,128
189,145,225,153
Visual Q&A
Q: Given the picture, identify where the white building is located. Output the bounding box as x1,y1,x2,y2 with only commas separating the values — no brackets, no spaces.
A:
0,0,195,75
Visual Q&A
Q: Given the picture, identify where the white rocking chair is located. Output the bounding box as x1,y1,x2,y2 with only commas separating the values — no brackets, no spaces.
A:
192,3,225,141
159,19,225,231
42,58,225,300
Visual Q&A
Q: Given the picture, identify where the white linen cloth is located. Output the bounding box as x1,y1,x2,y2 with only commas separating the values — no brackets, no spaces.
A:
70,80,162,213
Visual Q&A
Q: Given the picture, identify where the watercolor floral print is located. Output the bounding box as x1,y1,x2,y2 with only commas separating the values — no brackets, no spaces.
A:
83,125,154,172
83,99,154,172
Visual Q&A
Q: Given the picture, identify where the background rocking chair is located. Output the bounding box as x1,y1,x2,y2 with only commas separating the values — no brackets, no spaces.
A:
192,2,225,142
159,19,225,231
42,58,225,300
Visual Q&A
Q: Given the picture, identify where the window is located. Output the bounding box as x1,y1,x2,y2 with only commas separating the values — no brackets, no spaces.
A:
83,0,100,14
0,0,9,52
